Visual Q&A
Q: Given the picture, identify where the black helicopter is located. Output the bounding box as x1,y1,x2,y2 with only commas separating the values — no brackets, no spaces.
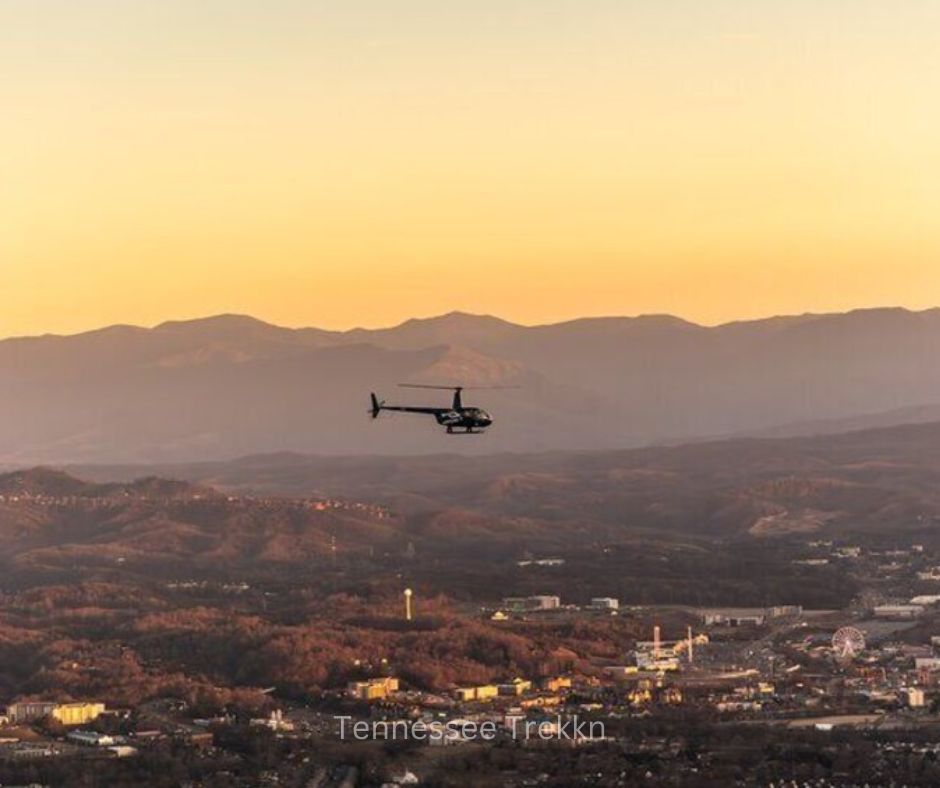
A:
369,384,513,434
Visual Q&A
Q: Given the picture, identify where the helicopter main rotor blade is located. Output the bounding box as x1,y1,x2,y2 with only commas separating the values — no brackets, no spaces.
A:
397,383,520,390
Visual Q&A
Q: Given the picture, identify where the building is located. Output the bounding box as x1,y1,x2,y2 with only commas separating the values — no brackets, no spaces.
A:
768,605,802,618
906,688,926,708
873,604,925,619
67,730,115,747
5,744,56,759
498,679,532,696
454,685,500,702
5,701,105,726
703,609,766,627
543,676,572,692
52,703,106,727
590,597,619,610
501,596,560,612
5,702,57,724
347,677,399,701
635,653,680,671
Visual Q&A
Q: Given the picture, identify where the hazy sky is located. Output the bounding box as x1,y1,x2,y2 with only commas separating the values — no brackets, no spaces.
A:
3,0,939,337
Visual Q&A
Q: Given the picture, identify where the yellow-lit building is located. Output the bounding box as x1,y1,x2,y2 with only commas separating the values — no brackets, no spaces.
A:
543,677,572,693
347,677,399,701
52,703,106,726
454,684,500,702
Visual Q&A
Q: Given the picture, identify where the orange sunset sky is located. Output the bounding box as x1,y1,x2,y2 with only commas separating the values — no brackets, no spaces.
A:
3,0,939,338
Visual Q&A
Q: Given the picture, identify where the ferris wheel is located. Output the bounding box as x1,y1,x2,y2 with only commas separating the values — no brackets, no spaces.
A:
831,626,866,659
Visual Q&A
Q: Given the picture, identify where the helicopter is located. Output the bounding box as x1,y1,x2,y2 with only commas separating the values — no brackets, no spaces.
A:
369,384,514,434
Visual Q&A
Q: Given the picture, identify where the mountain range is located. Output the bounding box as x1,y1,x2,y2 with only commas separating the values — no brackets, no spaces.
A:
2,307,940,463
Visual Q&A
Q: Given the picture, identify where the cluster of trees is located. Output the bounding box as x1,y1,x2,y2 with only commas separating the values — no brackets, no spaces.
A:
0,578,650,709
128,605,592,694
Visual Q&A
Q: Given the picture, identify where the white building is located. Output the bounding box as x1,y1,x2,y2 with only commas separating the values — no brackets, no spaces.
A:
67,730,115,747
906,688,926,708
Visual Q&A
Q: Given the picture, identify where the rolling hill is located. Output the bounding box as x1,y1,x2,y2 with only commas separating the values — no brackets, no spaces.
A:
0,467,398,574
73,420,940,544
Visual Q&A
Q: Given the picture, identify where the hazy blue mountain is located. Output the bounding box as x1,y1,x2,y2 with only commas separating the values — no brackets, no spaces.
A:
2,307,940,462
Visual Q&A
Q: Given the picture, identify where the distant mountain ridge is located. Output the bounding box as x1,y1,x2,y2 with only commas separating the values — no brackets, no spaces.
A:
0,467,217,500
70,419,940,543
2,307,940,462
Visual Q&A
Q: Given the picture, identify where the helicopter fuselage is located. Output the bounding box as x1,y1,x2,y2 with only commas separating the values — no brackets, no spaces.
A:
433,407,493,433
370,388,495,434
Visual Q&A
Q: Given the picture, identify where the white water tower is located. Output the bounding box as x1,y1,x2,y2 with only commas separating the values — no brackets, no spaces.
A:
404,588,413,621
